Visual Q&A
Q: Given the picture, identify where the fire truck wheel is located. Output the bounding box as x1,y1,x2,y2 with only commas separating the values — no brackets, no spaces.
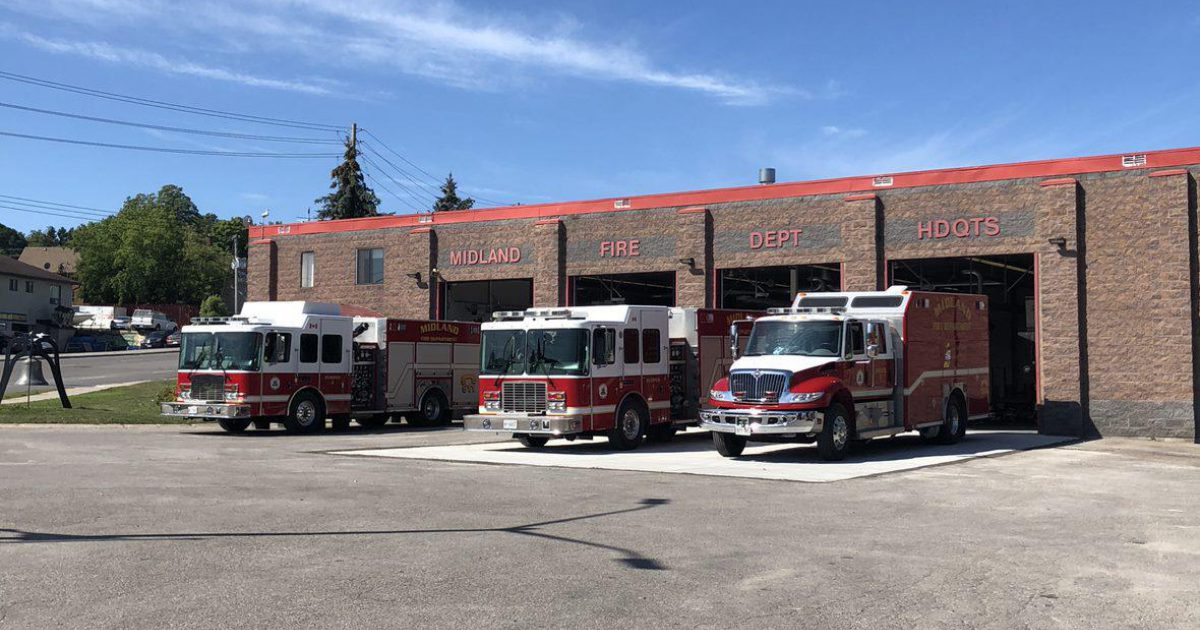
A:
817,403,851,461
647,422,677,443
935,395,967,445
283,393,325,434
712,432,746,457
217,418,252,433
411,391,450,427
608,400,647,450
517,435,549,448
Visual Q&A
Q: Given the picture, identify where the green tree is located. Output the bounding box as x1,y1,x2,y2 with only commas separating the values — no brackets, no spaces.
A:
26,225,74,247
199,295,230,317
73,185,231,305
0,222,27,257
432,173,475,212
315,137,379,220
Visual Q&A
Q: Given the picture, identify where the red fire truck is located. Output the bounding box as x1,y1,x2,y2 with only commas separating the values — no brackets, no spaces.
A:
160,302,480,433
462,306,756,450
701,287,990,460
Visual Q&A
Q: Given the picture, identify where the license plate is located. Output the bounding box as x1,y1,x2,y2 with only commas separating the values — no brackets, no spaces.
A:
188,406,201,414
735,419,751,436
502,419,517,430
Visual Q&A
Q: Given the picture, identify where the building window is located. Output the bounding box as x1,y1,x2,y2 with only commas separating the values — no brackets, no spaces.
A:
356,248,384,285
7,278,15,291
50,285,60,305
300,252,315,288
25,281,33,293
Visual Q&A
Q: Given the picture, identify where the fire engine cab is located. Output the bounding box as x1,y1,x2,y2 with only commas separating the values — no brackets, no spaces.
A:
700,287,989,460
463,306,755,450
160,301,480,433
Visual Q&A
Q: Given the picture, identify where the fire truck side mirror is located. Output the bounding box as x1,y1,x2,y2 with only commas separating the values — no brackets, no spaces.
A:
866,344,880,359
728,323,739,360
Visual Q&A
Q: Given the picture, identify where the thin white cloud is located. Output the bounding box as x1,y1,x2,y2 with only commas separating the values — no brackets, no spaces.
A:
3,0,803,105
12,31,337,96
820,125,867,139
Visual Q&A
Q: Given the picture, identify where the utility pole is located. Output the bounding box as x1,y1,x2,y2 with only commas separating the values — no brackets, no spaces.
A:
351,122,357,152
231,233,240,315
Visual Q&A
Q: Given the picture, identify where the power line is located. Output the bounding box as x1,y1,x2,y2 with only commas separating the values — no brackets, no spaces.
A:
0,199,110,219
0,193,112,215
359,141,442,200
361,168,417,213
358,151,435,206
0,203,106,223
0,130,341,158
0,101,343,144
361,128,509,206
0,69,343,132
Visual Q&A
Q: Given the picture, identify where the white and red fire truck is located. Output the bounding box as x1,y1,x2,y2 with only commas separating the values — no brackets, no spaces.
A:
700,287,990,460
462,306,757,449
161,302,480,433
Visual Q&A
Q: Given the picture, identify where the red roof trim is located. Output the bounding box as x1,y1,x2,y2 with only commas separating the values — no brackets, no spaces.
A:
246,145,1200,240
1038,177,1076,187
1148,168,1188,178
844,193,876,202
533,218,561,225
676,206,708,214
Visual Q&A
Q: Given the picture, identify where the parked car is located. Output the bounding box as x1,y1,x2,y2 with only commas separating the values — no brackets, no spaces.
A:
131,309,175,332
140,330,170,349
165,331,181,347
110,316,132,330
65,333,130,353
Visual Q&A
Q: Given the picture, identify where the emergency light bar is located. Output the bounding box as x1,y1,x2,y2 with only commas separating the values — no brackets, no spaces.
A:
765,306,847,315
492,311,526,321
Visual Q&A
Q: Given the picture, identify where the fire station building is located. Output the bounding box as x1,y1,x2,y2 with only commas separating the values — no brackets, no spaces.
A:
247,146,1200,442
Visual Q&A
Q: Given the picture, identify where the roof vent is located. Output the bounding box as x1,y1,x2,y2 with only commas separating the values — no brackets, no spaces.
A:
613,198,631,209
872,176,894,187
758,167,776,185
1121,154,1147,168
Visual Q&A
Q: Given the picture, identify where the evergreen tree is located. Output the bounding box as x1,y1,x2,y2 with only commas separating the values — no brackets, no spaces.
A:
0,222,26,257
433,173,475,212
315,137,379,220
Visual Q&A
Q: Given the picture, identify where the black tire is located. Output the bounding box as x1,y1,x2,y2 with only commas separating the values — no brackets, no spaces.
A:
355,414,389,429
282,392,325,434
218,418,251,434
935,395,968,445
817,403,851,461
409,390,450,427
712,431,746,457
647,422,677,443
607,399,647,451
517,435,549,448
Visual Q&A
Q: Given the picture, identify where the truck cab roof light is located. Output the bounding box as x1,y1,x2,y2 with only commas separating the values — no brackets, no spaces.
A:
493,310,527,321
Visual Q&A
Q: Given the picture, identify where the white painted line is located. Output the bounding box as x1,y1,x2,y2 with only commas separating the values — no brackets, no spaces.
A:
333,430,1074,483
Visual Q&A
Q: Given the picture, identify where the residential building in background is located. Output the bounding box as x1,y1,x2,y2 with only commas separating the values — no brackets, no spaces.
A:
0,255,77,348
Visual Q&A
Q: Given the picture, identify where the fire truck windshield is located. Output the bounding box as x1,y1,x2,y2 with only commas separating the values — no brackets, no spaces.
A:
743,320,843,357
480,329,589,376
179,332,263,371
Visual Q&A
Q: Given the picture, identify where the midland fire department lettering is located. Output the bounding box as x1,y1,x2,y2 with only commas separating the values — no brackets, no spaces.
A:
749,229,804,249
917,217,1001,240
448,247,522,266
599,240,639,257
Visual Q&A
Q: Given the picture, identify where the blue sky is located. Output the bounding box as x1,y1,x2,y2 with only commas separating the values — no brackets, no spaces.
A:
1,0,1198,234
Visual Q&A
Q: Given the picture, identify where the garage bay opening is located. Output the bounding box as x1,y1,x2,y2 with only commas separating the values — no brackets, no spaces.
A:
719,264,841,310
442,279,533,322
571,271,675,306
888,254,1037,427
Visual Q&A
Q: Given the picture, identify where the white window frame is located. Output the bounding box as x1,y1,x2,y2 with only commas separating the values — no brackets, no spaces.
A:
50,285,61,305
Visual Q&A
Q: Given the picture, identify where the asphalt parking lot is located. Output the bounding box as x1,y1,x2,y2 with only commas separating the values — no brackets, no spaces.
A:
2,424,1199,629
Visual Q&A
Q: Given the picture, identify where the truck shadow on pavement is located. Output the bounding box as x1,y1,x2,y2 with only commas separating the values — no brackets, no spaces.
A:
0,498,670,571
512,429,1074,466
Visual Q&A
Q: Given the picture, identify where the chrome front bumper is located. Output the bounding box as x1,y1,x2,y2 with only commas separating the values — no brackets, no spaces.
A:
161,401,252,420
699,408,822,437
463,414,584,436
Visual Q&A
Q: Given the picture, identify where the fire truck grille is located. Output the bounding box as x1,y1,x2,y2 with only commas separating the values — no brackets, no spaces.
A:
729,370,790,402
502,381,547,413
189,374,225,401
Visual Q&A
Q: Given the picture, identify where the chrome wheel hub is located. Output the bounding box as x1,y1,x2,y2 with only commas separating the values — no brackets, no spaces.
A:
832,415,848,450
296,400,317,426
621,409,641,440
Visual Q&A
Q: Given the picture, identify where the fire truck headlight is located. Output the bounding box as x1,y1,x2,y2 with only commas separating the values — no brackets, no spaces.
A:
709,389,734,402
548,401,566,412
779,392,823,404
180,388,191,400
485,400,500,410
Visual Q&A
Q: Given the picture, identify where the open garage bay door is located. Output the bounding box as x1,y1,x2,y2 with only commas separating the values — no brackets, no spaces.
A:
889,254,1037,426
720,264,841,310
571,271,675,306
442,279,532,323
